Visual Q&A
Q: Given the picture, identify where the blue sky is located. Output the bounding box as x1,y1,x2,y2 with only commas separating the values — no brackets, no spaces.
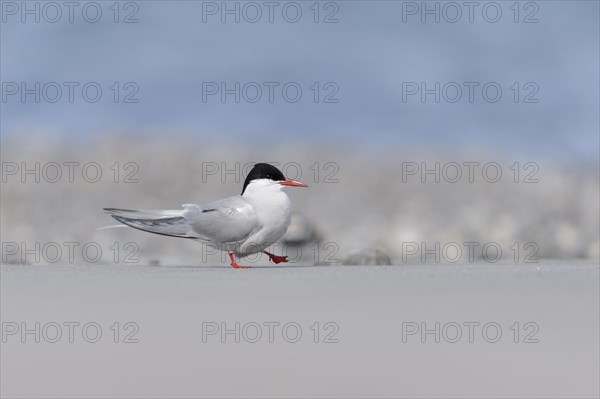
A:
1,1,598,158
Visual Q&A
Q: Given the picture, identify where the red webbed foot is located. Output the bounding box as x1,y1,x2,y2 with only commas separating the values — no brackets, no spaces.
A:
264,251,288,264
228,251,250,269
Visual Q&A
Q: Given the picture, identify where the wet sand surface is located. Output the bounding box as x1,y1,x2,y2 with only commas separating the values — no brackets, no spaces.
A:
1,261,598,398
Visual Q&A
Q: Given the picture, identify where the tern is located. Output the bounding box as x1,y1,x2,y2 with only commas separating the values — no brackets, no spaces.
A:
103,163,308,268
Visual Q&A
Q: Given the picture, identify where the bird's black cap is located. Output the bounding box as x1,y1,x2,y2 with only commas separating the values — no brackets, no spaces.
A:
242,163,285,194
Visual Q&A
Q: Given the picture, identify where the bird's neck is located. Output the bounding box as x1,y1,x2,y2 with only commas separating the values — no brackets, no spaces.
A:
243,183,291,221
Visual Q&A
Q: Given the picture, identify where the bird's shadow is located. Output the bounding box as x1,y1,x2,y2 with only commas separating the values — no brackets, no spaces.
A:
156,263,329,270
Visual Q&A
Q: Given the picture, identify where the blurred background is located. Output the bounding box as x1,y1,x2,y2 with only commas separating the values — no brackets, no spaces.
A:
1,0,599,264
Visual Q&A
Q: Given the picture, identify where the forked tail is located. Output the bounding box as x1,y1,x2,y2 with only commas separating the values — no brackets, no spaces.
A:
103,208,194,239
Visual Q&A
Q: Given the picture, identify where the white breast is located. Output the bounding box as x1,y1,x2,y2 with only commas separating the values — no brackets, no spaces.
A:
238,179,292,255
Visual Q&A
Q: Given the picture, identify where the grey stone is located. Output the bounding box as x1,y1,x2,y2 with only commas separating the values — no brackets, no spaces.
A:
281,214,321,246
343,247,392,265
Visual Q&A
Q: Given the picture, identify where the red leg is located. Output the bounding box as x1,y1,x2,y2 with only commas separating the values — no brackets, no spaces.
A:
263,251,288,264
228,250,249,269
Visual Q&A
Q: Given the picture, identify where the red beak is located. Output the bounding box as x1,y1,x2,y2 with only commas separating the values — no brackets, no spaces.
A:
280,178,308,187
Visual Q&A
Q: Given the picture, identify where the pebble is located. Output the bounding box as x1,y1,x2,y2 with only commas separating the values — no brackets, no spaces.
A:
281,214,321,246
343,247,392,265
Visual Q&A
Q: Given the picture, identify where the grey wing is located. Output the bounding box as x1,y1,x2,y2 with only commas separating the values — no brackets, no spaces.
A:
182,196,258,244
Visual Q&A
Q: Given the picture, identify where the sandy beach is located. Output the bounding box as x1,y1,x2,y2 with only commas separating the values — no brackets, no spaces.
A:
2,261,598,398
2,2,598,397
